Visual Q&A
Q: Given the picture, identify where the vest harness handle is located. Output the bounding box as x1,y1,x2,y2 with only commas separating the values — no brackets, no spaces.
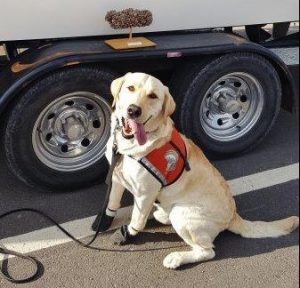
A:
169,141,191,172
137,129,191,188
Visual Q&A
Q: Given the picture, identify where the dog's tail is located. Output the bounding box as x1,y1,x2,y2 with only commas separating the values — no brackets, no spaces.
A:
228,213,299,238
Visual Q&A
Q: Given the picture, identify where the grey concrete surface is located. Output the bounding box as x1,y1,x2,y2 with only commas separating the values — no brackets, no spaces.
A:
271,48,299,66
1,182,299,288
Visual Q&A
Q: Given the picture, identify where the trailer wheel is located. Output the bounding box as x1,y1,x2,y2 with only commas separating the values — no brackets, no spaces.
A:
171,53,281,157
4,66,117,190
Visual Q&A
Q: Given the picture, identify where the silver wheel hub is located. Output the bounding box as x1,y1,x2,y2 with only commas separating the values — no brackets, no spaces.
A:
211,89,242,114
32,92,111,172
200,72,264,142
55,110,88,141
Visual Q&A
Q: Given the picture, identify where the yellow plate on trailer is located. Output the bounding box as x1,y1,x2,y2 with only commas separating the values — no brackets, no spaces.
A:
105,37,156,50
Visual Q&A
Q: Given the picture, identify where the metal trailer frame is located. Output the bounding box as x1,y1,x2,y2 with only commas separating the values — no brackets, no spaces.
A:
0,32,297,115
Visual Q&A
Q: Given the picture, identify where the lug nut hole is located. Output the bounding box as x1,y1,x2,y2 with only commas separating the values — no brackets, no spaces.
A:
206,111,210,118
219,81,226,85
93,120,101,128
86,104,94,110
234,82,242,87
61,144,68,153
217,119,223,126
45,133,52,142
232,112,240,119
47,113,55,120
81,138,90,147
240,95,248,102
65,101,75,106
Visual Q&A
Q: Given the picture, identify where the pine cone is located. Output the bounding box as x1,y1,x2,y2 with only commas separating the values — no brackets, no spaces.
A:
105,8,153,30
105,10,116,23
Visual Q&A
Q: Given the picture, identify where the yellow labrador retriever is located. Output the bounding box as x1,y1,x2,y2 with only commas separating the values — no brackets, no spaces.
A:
104,72,299,269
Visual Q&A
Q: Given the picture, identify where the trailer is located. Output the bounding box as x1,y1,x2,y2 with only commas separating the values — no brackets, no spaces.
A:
0,1,299,190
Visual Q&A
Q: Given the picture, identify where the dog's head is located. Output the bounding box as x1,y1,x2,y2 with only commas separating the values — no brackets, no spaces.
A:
111,73,176,145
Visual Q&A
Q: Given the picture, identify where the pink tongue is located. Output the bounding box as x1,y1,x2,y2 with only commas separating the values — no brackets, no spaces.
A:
128,119,147,145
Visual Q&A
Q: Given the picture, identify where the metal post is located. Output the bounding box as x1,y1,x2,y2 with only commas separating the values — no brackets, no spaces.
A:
3,43,18,61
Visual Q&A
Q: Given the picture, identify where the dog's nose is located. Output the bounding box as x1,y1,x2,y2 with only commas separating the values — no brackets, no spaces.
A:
127,104,142,119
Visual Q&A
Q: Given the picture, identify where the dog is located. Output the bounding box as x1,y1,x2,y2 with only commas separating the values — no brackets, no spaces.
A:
102,72,299,269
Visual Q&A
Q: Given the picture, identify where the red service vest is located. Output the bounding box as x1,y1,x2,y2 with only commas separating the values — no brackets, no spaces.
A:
137,129,190,187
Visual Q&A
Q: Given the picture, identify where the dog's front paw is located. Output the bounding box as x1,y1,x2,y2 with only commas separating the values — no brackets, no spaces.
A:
111,225,137,246
163,252,183,269
91,212,115,232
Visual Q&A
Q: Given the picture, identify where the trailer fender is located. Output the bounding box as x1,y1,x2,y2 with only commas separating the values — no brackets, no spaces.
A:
0,33,297,115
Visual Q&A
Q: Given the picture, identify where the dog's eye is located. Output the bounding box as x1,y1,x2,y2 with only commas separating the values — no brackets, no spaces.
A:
128,86,135,92
148,93,158,99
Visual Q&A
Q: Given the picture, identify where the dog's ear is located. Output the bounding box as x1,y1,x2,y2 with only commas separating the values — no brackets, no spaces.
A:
111,76,125,108
111,73,131,108
162,87,176,118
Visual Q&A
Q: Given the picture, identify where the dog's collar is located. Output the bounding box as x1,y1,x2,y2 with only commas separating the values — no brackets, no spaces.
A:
121,130,134,140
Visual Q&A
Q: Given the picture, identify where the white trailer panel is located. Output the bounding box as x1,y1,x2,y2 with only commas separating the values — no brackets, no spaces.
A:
0,0,299,41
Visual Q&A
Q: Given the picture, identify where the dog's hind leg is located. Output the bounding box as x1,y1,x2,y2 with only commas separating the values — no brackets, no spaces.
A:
163,246,215,270
163,207,218,269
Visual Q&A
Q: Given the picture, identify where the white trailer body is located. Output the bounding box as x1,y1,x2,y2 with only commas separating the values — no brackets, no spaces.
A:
0,0,299,41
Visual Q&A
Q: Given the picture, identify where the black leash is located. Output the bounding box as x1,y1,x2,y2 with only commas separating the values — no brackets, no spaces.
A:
0,246,42,284
0,148,122,284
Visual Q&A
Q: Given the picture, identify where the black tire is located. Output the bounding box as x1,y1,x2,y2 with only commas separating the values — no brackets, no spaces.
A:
170,53,282,157
4,66,118,191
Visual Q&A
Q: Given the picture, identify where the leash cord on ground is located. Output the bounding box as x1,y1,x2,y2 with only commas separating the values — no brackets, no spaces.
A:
0,148,186,284
0,207,104,283
0,151,122,284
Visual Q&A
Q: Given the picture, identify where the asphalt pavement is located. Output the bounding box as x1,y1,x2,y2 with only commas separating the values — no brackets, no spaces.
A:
0,67,299,288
